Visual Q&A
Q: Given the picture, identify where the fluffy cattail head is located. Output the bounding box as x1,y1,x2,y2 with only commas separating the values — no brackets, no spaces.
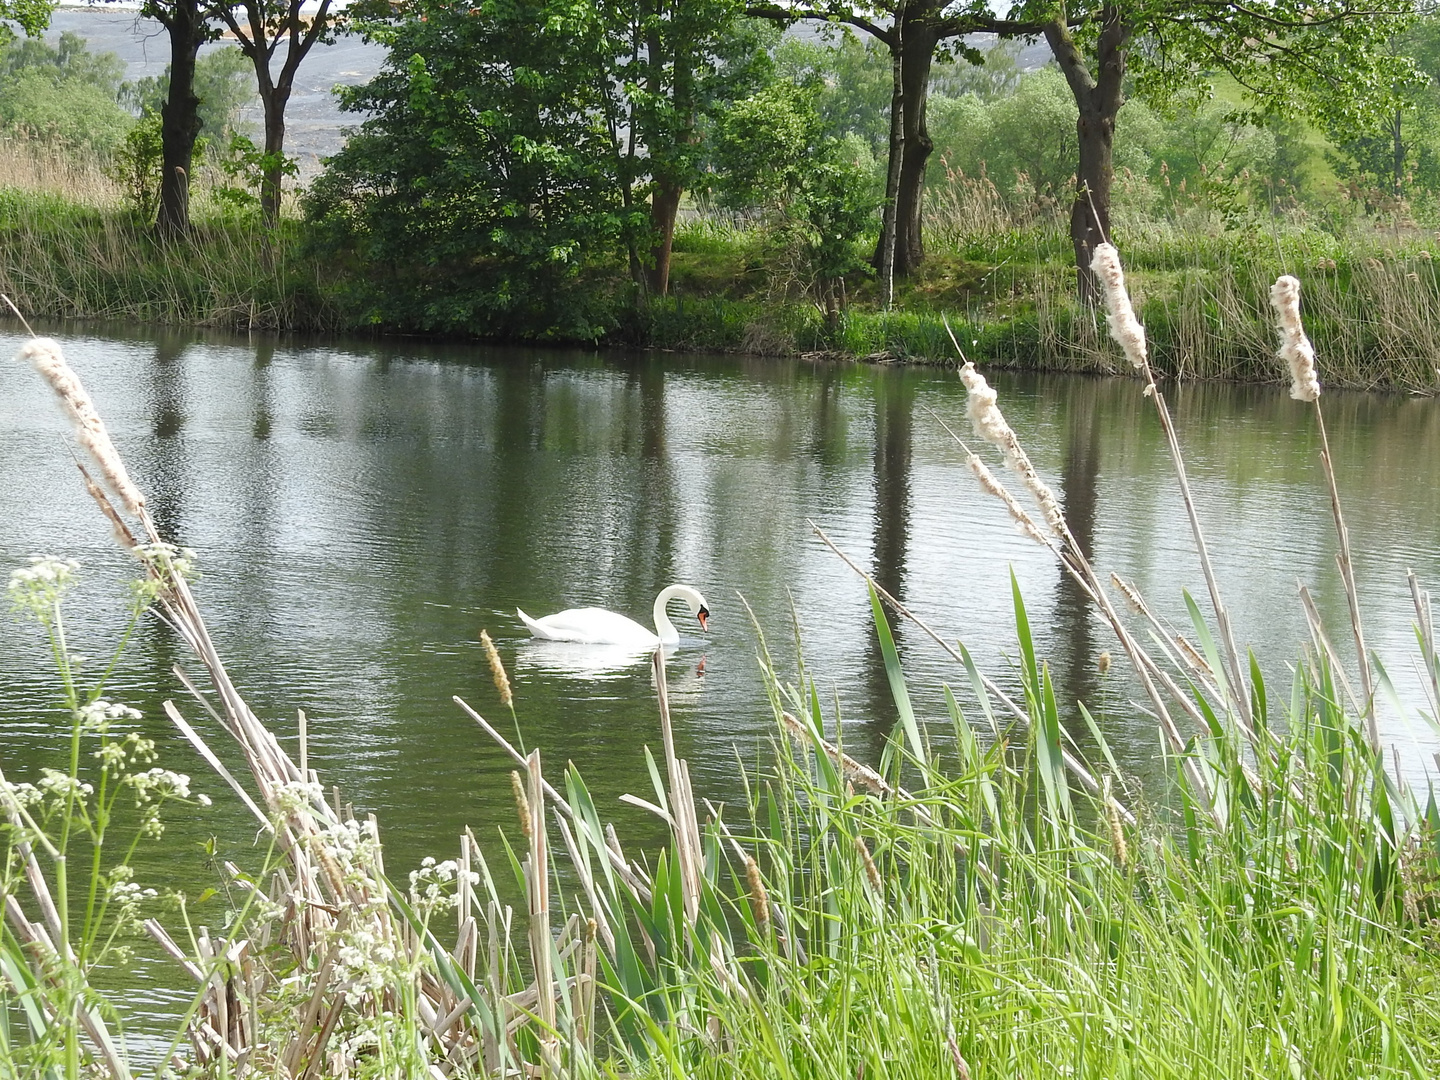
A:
1090,243,1148,370
959,365,1067,538
1269,275,1321,402
959,362,1011,449
1097,651,1111,675
967,453,1048,546
18,338,146,517
1103,775,1130,871
480,630,513,709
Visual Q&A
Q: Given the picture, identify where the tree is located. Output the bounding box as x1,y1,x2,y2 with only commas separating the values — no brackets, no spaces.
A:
0,0,51,44
131,0,221,238
1328,11,1440,199
747,0,993,283
753,0,1415,298
614,0,772,296
988,0,1416,299
216,0,345,227
0,31,131,151
307,0,643,337
711,79,877,321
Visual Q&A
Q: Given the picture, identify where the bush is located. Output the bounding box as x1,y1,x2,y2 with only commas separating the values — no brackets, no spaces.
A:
0,32,132,153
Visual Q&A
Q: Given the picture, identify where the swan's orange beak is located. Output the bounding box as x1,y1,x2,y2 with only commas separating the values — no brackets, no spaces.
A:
697,607,709,632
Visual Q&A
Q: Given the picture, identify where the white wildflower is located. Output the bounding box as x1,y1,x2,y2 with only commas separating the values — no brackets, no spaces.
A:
126,768,191,803
408,857,465,913
2,781,43,808
8,556,79,620
77,699,142,733
269,779,324,816
38,769,93,800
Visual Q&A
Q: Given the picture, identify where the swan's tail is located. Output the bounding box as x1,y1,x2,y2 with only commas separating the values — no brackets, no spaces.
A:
516,608,555,639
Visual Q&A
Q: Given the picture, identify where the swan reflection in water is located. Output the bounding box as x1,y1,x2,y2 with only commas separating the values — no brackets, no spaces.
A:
512,639,710,697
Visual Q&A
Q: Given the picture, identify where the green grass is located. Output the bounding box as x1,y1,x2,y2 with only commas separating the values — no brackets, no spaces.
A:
3,176,1439,392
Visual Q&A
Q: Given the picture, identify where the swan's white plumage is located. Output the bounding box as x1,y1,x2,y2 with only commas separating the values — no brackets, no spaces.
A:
518,584,708,648
516,606,658,649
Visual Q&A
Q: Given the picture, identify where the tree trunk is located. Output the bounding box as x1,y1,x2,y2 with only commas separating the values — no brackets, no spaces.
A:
894,21,936,277
1045,7,1126,304
873,3,939,280
1393,108,1405,195
877,20,902,305
157,2,207,240
649,180,682,296
260,85,291,227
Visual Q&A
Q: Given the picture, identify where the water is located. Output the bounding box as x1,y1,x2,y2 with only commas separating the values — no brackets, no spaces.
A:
2,325,1438,1025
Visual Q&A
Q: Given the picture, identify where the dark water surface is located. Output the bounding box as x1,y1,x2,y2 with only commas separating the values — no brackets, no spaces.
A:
2,326,1438,1026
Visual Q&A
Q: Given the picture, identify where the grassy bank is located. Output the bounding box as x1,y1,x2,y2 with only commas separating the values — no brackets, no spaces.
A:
5,268,1440,1075
3,164,1440,392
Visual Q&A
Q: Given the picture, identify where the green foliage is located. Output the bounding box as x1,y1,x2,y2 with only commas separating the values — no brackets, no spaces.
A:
711,79,877,306
0,31,131,152
125,45,255,146
307,0,646,337
0,0,50,44
214,132,298,214
104,114,163,217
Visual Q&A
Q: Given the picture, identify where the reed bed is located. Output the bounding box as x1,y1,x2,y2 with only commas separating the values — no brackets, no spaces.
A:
3,248,1440,1079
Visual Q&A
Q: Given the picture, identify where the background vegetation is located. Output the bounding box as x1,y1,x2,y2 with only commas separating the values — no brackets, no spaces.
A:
2,5,1440,389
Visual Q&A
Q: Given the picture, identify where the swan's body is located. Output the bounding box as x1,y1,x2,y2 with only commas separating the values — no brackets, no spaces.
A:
518,584,709,648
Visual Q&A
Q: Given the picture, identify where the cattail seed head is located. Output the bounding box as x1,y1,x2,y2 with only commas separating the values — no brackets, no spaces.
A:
1090,243,1149,370
1110,573,1147,616
967,453,1048,546
744,856,770,938
1097,651,1111,675
510,770,532,839
480,630,513,708
1269,275,1321,403
958,363,1067,538
18,338,145,517
1103,776,1130,871
854,834,883,894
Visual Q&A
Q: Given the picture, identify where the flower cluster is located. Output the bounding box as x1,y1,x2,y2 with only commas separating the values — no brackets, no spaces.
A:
132,542,199,604
269,779,325,817
78,699,143,734
408,856,477,915
126,767,192,803
8,556,79,621
94,732,157,774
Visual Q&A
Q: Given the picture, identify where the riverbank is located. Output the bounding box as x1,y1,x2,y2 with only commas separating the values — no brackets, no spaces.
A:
4,178,1439,392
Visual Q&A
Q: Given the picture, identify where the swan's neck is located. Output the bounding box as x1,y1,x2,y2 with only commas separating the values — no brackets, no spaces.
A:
652,584,698,644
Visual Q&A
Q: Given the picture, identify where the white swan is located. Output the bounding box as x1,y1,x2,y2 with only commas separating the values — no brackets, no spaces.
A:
517,584,709,648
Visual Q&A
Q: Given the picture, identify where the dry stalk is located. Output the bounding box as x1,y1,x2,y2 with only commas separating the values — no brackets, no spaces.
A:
1269,275,1376,748
1091,243,1256,741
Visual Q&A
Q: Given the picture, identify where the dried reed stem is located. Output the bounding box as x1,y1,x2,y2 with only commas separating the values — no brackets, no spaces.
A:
1269,275,1375,745
524,750,559,1075
1090,243,1256,742
18,338,145,517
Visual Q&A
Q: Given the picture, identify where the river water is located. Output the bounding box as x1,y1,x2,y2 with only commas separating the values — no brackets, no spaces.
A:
1,325,1438,1026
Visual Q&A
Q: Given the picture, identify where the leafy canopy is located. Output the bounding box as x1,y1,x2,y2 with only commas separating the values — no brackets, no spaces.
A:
308,0,646,337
